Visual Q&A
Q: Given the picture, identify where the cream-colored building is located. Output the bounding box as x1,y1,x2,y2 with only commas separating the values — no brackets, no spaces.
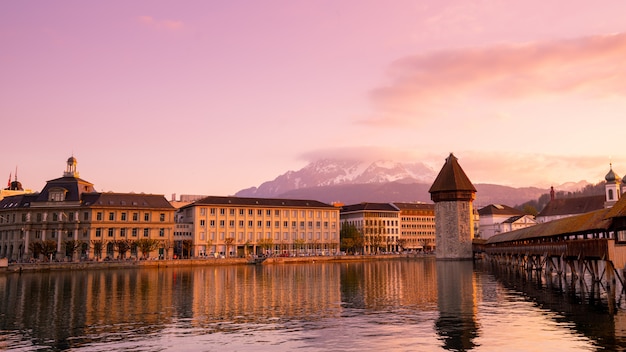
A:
340,203,401,254
176,196,341,257
394,202,436,252
0,157,175,261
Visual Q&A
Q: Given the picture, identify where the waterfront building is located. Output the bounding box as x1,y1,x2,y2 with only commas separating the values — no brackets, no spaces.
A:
477,204,536,239
393,202,435,251
429,153,476,260
0,157,175,261
176,196,341,257
340,202,400,254
0,172,33,201
537,165,624,223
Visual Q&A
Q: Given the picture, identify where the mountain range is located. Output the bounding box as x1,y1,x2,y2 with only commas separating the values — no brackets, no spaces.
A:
235,159,589,208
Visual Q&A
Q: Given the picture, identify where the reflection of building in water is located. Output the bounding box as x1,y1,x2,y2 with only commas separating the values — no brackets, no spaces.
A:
340,259,438,310
436,261,478,351
188,264,343,324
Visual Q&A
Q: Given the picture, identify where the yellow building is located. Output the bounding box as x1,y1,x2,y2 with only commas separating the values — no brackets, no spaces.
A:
176,196,341,257
0,157,175,261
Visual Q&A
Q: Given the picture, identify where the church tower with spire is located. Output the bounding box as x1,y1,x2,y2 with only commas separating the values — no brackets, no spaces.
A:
604,163,621,208
429,153,477,260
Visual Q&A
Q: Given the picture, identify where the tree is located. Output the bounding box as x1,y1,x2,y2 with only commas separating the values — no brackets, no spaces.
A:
224,237,235,258
64,239,83,261
28,241,43,260
293,238,306,256
182,239,193,258
161,240,173,259
340,223,363,254
41,240,58,261
257,237,274,255
136,238,160,259
396,238,407,252
114,239,133,259
91,240,106,260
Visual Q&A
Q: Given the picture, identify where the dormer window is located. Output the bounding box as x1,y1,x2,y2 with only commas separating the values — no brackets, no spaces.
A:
48,187,67,202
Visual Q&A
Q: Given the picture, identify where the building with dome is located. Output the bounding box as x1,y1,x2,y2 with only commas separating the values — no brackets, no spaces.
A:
0,170,33,201
0,157,175,261
536,164,625,223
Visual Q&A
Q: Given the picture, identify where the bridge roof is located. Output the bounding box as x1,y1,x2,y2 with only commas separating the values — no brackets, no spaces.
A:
486,207,612,244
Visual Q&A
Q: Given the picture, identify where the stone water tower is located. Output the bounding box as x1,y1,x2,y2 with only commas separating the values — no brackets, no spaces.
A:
428,153,476,260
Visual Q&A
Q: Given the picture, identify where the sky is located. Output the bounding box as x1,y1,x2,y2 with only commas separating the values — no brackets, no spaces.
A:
3,1,626,199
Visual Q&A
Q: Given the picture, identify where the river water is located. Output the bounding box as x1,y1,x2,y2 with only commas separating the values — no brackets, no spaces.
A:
1,258,625,351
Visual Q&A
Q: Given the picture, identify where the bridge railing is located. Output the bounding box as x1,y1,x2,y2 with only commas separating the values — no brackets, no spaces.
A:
484,239,610,259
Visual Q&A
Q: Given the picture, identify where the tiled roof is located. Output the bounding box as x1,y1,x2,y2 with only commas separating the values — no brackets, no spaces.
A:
341,202,399,213
536,195,604,218
605,194,626,219
82,193,174,209
487,207,611,244
0,194,39,209
478,204,524,216
429,153,476,194
35,176,95,202
393,202,435,210
186,196,334,209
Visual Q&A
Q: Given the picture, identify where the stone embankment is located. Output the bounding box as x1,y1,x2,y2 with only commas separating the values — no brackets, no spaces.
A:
1,254,432,273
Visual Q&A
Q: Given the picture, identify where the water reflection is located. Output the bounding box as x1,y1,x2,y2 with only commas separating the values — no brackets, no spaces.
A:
435,261,478,351
0,259,623,351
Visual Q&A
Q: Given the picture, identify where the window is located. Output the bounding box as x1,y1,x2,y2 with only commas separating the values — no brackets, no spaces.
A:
239,220,244,227
239,209,244,215
159,228,165,237
52,213,59,222
200,208,206,216
275,210,280,216
220,220,225,228
95,228,102,237
120,228,126,237
248,209,253,215
97,212,103,221
275,221,280,228
144,213,150,221
266,210,271,216
210,220,215,227
257,210,262,216
143,228,149,237
266,221,271,228
210,208,216,215
257,221,262,227
200,220,206,227
229,220,235,227
220,208,225,215
248,220,253,227
133,212,138,221
83,212,89,221
109,212,115,221
121,212,127,221
108,228,114,237
132,228,138,237
160,213,165,222
229,209,235,216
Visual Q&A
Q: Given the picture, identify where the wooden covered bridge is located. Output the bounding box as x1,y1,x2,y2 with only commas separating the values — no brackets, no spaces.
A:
476,195,626,292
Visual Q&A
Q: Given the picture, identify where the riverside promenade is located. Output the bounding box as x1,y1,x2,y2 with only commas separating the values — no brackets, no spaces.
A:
1,253,430,273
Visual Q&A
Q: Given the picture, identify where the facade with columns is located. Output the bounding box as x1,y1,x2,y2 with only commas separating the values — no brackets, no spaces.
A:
0,157,175,261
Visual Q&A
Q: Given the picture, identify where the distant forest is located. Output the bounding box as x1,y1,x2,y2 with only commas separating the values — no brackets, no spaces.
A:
516,181,606,215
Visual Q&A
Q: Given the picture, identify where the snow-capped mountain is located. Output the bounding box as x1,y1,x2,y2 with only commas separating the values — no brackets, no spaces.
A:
235,159,437,198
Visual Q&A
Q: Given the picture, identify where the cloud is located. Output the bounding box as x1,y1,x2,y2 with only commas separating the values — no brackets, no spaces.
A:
138,15,183,30
367,32,626,125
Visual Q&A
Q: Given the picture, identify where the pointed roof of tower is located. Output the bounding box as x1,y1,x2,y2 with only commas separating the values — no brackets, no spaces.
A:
429,153,476,203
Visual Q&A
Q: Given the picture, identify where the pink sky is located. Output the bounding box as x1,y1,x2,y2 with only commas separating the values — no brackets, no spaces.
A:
2,1,626,199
